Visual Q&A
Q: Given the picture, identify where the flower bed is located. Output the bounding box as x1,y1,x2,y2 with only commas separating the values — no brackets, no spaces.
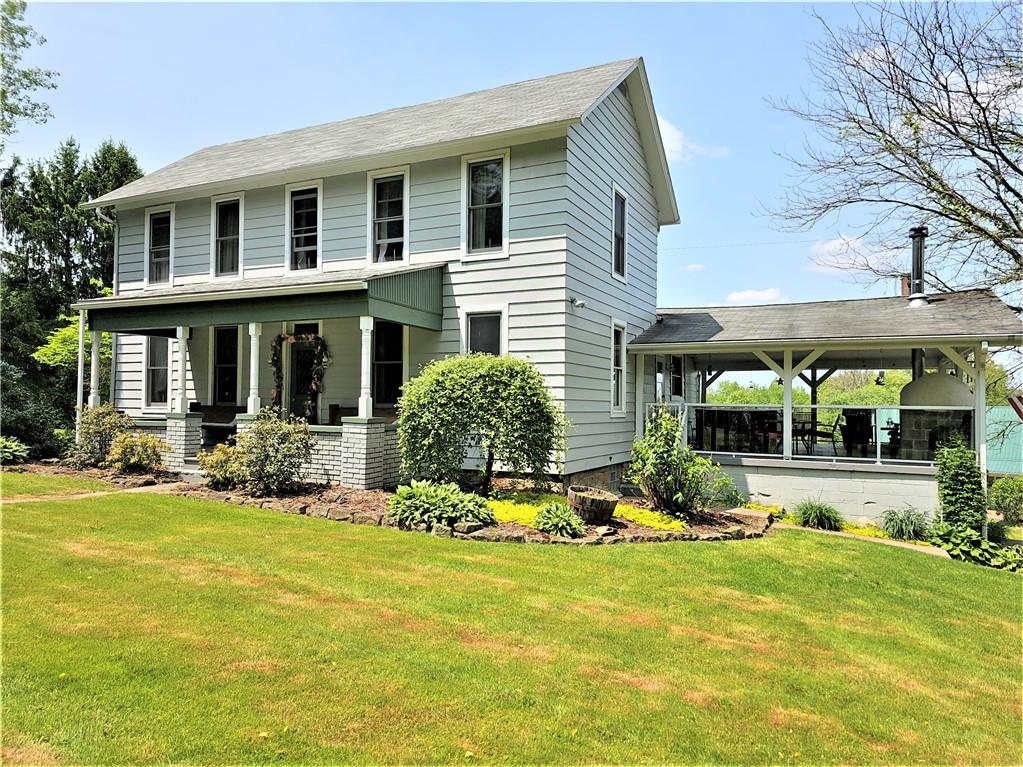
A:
6,461,180,489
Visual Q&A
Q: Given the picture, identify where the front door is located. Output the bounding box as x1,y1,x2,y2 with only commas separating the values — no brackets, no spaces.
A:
288,322,320,423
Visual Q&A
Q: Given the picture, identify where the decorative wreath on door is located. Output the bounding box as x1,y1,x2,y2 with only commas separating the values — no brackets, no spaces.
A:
269,333,331,414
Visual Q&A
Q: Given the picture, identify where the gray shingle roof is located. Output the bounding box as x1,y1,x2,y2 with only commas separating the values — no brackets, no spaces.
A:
632,290,1023,346
89,59,638,208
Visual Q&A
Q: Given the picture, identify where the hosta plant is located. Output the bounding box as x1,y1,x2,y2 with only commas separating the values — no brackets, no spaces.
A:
534,502,586,538
930,522,1023,572
0,435,30,464
388,480,495,529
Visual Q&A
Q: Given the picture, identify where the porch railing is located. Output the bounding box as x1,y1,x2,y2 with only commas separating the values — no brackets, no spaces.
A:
655,403,974,465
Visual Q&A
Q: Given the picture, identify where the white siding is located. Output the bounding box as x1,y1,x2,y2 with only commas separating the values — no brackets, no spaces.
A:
563,85,661,473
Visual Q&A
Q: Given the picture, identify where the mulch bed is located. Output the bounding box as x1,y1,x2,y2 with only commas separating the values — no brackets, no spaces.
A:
178,482,773,545
6,462,181,488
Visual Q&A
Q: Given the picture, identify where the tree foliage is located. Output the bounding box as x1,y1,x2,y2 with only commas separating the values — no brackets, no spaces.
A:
773,1,1023,312
935,433,986,530
0,0,57,150
397,354,565,494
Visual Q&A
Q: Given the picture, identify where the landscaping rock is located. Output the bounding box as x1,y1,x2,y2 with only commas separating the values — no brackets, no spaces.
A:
306,504,330,518
325,507,353,522
431,524,453,538
453,521,484,534
594,526,616,537
413,523,429,533
353,511,383,526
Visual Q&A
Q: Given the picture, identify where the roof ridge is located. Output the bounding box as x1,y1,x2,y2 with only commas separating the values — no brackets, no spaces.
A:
175,58,640,159
655,288,992,313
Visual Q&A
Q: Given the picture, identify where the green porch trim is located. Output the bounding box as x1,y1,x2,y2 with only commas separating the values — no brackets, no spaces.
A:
87,268,443,333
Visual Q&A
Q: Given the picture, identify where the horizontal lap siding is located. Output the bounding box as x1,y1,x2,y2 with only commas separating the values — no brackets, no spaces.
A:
564,86,660,473
410,158,460,253
117,210,145,293
323,174,365,263
174,198,210,276
244,186,284,268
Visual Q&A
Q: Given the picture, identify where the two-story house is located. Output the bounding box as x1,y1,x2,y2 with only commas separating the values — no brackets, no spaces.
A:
75,58,680,488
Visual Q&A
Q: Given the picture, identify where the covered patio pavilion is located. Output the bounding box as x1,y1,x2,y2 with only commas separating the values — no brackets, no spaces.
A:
630,289,1022,519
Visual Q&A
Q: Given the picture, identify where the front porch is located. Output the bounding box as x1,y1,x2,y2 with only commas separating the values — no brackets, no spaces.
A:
73,265,443,486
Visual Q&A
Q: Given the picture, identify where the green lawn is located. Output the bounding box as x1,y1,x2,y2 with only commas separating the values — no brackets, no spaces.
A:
2,488,1020,765
1,471,110,499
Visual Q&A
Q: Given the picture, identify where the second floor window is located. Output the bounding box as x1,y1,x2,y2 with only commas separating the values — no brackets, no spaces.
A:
215,199,240,276
290,187,318,270
148,211,171,285
373,175,405,262
612,191,627,278
468,158,503,252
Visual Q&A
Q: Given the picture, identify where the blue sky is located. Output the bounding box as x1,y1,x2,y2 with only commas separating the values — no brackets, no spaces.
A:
16,1,902,310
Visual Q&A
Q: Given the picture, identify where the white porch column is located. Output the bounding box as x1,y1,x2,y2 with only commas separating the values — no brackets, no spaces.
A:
782,349,794,459
975,344,987,478
358,316,374,418
88,330,102,407
635,353,645,437
174,326,189,413
75,309,86,442
247,322,262,414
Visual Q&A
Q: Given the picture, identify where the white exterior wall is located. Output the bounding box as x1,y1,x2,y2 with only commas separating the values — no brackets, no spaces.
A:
562,85,661,474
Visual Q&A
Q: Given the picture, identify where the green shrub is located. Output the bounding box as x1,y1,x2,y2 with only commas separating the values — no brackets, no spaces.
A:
534,502,586,538
930,523,1023,572
985,518,1007,544
104,431,168,473
935,434,986,530
235,407,314,497
197,443,248,491
879,506,931,541
387,480,495,529
793,499,843,531
989,476,1023,525
398,354,566,494
0,361,66,458
0,435,30,464
68,403,133,468
627,410,743,519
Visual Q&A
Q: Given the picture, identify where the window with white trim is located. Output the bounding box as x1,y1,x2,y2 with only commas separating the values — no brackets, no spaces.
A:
466,312,501,355
612,191,627,278
372,175,405,262
467,158,504,252
148,211,171,284
289,187,319,270
214,199,241,276
611,322,626,412
670,355,684,398
146,336,170,407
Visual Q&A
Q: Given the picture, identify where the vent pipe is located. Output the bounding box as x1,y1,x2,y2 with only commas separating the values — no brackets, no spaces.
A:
908,226,928,307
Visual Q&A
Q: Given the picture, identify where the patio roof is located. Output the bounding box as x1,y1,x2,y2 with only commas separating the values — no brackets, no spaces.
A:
630,289,1022,352
73,263,445,334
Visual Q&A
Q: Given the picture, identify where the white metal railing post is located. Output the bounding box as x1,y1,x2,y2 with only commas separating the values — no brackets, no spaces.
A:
782,350,793,459
680,404,688,449
635,353,646,438
874,406,882,464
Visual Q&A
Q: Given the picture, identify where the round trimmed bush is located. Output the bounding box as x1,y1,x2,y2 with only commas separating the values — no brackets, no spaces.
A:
534,502,586,538
197,443,248,490
793,499,843,531
69,403,134,467
105,431,168,473
989,476,1023,525
235,407,314,497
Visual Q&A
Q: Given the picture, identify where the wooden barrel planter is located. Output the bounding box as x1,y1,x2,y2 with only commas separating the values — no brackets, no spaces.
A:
567,485,619,524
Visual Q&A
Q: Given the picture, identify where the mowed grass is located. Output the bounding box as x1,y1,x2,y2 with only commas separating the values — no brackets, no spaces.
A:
0,471,110,499
2,489,1021,765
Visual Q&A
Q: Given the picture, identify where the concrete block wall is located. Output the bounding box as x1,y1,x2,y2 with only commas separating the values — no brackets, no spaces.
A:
165,413,202,469
304,427,345,485
720,460,938,523
131,418,167,441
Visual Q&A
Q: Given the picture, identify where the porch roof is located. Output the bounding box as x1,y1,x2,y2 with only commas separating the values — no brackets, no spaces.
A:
630,289,1022,353
73,263,445,333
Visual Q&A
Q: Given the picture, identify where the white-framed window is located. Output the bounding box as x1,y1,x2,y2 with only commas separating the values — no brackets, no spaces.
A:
612,187,627,280
466,312,503,355
460,149,510,259
284,180,323,272
145,335,170,408
367,167,409,264
670,355,684,399
611,319,627,414
144,205,174,286
210,193,244,277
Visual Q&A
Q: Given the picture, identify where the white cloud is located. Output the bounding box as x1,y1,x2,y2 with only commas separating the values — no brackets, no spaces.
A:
806,235,863,273
658,116,731,164
680,263,705,272
725,287,785,305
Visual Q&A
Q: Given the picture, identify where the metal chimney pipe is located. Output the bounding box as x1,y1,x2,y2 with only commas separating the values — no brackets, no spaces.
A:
908,226,928,307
